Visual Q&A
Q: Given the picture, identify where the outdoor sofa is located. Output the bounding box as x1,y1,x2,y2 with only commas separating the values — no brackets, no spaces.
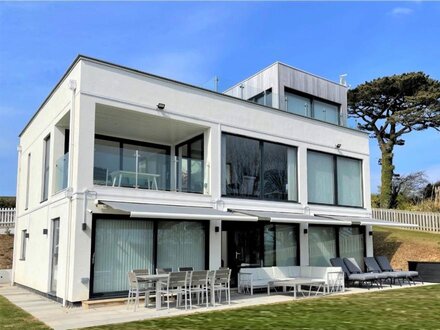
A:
238,266,344,295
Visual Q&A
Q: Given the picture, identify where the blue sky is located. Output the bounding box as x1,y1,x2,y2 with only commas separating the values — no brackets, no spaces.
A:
0,1,439,196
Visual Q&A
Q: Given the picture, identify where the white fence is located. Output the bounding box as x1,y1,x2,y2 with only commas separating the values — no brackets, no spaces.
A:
0,208,15,228
372,208,440,233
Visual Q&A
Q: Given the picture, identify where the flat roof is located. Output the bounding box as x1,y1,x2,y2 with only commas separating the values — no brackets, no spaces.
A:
19,54,367,137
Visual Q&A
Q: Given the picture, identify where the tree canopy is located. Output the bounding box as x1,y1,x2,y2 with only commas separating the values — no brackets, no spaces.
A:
348,72,440,208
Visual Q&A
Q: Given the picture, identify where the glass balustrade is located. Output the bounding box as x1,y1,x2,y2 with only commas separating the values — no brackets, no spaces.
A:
93,144,205,194
54,152,69,192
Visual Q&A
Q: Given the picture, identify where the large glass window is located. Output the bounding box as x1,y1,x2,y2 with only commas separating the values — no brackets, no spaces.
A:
309,226,337,267
222,134,261,198
42,135,51,201
309,225,365,268
222,134,297,202
93,136,170,190
93,219,154,294
337,157,363,207
286,92,312,116
308,150,363,207
249,89,272,107
308,152,335,205
314,100,339,125
177,135,204,194
285,89,341,125
339,227,365,270
92,218,207,297
157,221,206,271
249,223,299,267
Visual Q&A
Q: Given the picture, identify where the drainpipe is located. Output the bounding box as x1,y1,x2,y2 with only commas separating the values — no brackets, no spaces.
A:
63,79,77,307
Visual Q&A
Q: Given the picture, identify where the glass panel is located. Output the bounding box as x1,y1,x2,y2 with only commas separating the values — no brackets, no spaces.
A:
223,135,261,198
50,219,60,293
286,91,312,117
94,139,120,186
263,224,275,266
55,153,69,192
308,151,335,204
339,227,365,271
262,142,297,201
93,219,154,294
337,157,363,207
250,90,272,107
275,224,298,266
177,137,204,194
157,221,205,271
309,226,337,266
314,100,339,125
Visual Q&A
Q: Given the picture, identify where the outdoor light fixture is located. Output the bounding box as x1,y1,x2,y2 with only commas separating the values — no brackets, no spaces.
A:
82,223,87,231
303,228,308,235
25,233,29,238
215,226,220,233
369,231,373,236
157,103,165,110
42,229,48,235
336,143,342,149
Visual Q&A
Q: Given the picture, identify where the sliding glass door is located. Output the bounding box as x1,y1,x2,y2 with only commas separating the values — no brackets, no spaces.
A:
309,225,365,267
91,217,208,297
92,219,154,295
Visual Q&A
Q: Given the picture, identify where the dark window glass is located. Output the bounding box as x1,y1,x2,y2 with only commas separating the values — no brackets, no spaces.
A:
223,134,261,198
177,135,204,193
264,224,298,266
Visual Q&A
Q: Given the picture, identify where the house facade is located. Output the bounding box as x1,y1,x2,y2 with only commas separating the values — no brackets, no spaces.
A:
14,56,374,304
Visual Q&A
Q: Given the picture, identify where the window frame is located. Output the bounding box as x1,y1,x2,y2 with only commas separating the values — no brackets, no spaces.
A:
25,153,31,210
308,224,367,267
222,132,299,203
20,229,27,261
89,214,210,298
307,149,364,208
248,88,273,107
284,87,341,125
41,134,51,202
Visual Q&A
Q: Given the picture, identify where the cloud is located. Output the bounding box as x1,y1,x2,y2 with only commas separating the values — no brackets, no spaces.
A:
390,7,414,16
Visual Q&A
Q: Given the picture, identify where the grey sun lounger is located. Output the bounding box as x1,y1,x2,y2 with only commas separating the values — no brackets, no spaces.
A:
364,257,405,286
343,258,389,289
330,258,382,289
375,256,423,285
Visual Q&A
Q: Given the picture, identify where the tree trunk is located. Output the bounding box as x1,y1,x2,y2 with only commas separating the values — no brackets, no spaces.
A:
380,147,395,208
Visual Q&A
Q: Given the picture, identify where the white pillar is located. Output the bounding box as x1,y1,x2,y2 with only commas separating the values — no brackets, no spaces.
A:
300,223,309,266
366,225,374,257
209,220,222,270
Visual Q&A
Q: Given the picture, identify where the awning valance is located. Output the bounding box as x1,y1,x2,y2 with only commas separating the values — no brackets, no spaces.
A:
230,210,352,225
100,201,258,221
317,215,419,228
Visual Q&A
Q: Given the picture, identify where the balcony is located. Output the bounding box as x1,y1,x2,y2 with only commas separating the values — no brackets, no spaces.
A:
93,142,205,194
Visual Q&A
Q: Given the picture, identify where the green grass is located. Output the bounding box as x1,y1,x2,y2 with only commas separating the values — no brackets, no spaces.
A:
85,285,440,330
0,295,48,329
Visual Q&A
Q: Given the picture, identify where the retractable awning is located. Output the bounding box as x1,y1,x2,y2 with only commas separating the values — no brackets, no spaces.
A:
317,215,419,228
230,210,352,225
100,201,258,221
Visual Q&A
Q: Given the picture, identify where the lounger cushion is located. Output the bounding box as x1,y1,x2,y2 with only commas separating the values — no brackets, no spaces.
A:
348,273,378,281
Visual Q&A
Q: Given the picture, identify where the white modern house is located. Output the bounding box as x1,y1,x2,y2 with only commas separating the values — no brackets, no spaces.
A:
14,55,393,305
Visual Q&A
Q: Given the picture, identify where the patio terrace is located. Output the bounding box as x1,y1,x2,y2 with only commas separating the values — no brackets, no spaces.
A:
1,282,436,330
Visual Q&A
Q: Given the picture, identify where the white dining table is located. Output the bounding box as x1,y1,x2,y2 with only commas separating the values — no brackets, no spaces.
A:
136,274,169,310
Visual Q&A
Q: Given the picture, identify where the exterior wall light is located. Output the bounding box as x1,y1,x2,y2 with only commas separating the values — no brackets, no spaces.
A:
369,231,373,236
336,144,342,149
303,228,308,235
43,229,48,235
157,103,165,110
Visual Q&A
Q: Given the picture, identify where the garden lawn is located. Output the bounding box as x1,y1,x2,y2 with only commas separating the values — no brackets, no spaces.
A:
86,285,440,330
0,295,48,329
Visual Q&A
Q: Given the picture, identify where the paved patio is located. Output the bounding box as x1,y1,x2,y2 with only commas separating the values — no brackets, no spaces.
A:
0,282,434,330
